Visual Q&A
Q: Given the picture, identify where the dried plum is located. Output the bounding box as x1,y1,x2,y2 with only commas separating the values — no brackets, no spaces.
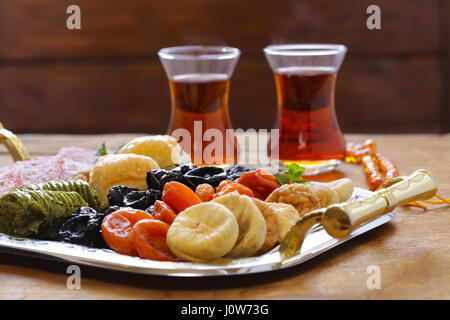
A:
123,189,161,210
147,169,195,191
171,163,198,174
185,166,227,187
225,164,253,181
145,163,250,193
186,166,225,178
107,186,139,207
58,207,107,248
160,171,196,190
103,205,137,215
146,169,168,190
103,205,121,216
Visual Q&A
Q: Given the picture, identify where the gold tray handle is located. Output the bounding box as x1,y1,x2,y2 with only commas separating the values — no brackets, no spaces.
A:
0,123,30,162
321,169,437,239
280,169,438,261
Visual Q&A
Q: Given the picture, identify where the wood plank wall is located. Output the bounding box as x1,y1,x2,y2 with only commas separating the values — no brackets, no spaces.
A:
0,0,447,134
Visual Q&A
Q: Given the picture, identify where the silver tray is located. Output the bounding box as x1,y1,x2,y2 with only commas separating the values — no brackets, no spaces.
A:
0,187,394,277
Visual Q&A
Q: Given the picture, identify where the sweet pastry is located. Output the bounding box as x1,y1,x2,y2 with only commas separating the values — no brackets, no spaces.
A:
118,135,190,169
89,154,159,208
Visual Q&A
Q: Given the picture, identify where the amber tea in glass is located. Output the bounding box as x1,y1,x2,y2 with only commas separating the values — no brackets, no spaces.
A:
159,46,240,165
264,44,347,175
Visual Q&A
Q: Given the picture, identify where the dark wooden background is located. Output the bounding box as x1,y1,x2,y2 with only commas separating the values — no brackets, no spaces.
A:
0,0,448,134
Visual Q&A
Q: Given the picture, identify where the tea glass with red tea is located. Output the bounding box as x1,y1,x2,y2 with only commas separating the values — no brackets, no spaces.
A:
158,46,240,165
264,44,347,175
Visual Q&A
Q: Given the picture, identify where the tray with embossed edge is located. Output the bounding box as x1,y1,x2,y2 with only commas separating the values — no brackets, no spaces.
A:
0,127,437,277
0,187,394,277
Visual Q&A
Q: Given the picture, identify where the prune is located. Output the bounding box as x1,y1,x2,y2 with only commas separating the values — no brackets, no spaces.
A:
123,189,161,210
186,166,225,178
103,205,137,216
146,169,168,190
147,169,196,191
58,207,107,248
171,163,198,174
103,205,121,216
185,166,227,188
225,164,253,181
146,163,243,193
107,185,139,207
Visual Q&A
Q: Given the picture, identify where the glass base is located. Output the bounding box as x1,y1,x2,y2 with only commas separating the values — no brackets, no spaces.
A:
280,159,342,176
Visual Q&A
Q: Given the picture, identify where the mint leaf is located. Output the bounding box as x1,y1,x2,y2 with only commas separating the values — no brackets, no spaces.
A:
269,163,309,185
286,163,305,179
272,172,290,185
95,142,107,157
291,170,303,181
285,164,307,184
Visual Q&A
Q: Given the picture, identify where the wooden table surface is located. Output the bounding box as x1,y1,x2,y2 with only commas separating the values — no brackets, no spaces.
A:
0,133,448,299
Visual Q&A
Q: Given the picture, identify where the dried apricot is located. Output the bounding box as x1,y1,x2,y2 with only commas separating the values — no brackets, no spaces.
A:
217,180,235,192
101,208,153,256
130,219,179,261
152,200,177,225
213,181,254,199
237,169,281,200
195,183,215,201
162,181,202,213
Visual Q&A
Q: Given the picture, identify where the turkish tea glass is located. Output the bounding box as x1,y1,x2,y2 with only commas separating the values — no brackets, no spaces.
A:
158,46,240,165
264,44,347,175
